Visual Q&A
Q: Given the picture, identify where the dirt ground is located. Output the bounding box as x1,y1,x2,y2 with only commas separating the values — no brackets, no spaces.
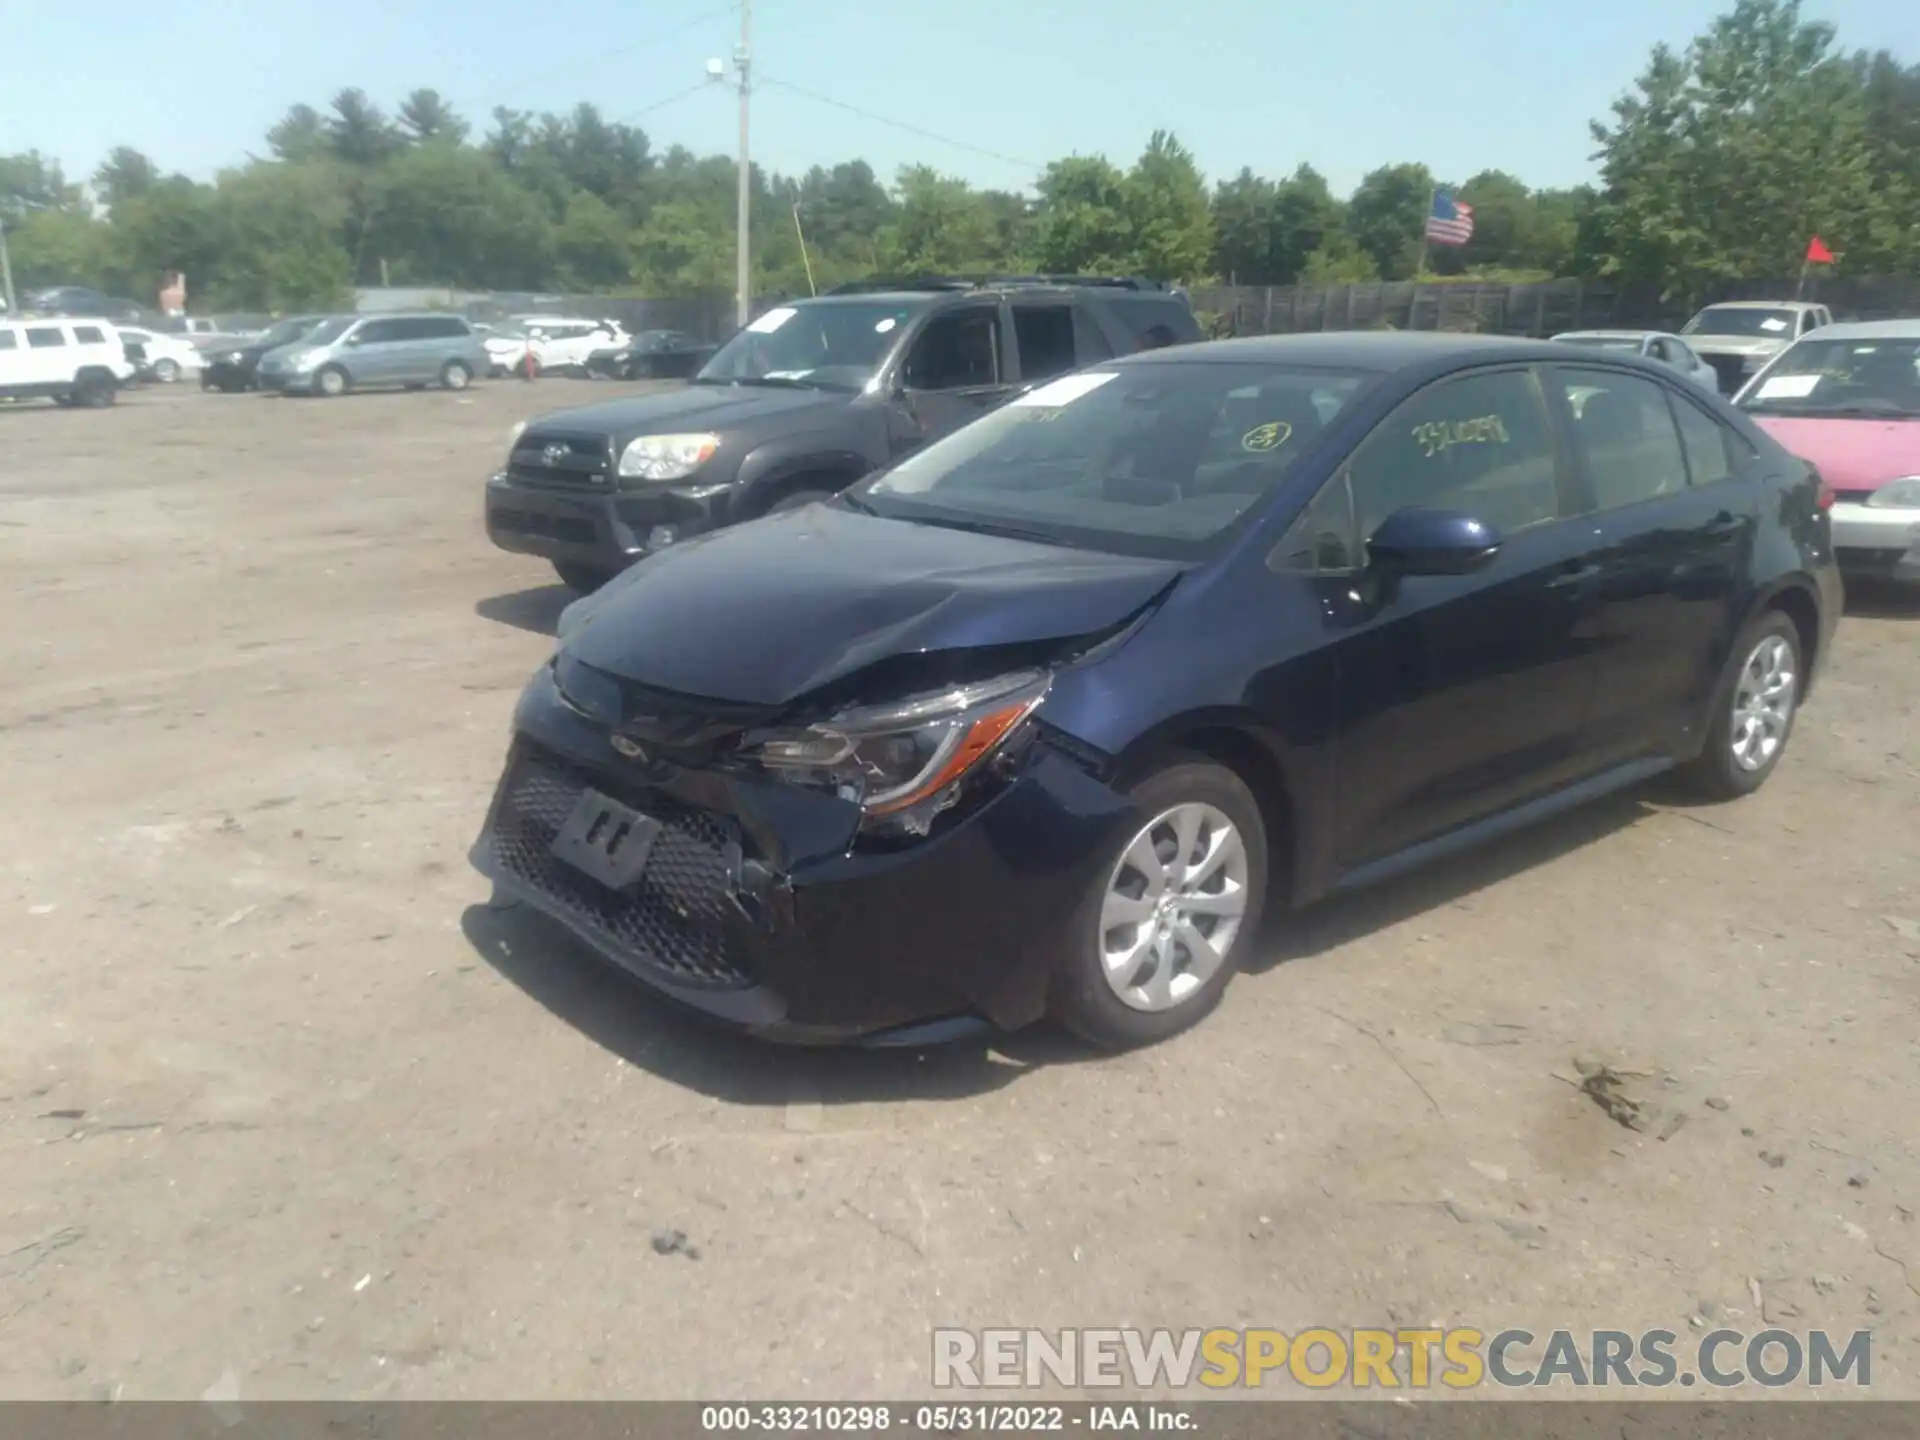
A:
2,380,1918,1403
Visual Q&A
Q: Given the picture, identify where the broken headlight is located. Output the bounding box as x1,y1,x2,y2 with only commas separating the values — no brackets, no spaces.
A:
744,671,1051,834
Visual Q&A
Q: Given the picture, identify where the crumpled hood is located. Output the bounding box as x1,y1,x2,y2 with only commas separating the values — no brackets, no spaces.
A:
558,505,1185,707
524,384,844,443
1751,415,1920,491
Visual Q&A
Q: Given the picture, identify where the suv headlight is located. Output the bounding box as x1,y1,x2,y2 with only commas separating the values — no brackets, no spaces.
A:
742,671,1050,834
1865,476,1920,509
618,433,719,482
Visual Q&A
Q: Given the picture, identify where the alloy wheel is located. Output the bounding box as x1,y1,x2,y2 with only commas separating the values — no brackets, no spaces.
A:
1098,802,1249,1012
1729,634,1796,772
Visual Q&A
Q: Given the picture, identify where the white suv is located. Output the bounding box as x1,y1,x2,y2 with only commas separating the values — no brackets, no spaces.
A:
0,317,137,406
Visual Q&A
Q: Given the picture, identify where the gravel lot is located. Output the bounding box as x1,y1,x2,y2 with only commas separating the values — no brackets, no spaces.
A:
2,381,1918,1402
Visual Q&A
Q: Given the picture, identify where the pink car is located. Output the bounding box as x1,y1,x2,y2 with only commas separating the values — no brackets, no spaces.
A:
1735,320,1920,583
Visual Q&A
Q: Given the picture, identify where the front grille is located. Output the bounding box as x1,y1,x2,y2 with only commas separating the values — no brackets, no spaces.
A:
509,434,612,490
488,742,751,989
490,507,598,545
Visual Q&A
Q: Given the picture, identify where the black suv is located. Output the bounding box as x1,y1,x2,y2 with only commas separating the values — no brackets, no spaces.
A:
484,277,1201,591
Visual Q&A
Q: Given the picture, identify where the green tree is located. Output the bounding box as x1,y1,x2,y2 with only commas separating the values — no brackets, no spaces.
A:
1123,130,1213,282
265,105,328,164
398,89,470,146
93,147,162,211
102,177,226,306
4,207,110,289
1344,162,1433,280
326,89,402,167
0,150,85,218
1033,155,1133,274
213,163,353,308
554,190,634,289
876,165,1005,273
365,143,552,287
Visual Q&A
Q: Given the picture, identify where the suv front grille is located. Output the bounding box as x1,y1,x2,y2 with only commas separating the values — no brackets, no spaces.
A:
487,742,751,990
508,434,613,490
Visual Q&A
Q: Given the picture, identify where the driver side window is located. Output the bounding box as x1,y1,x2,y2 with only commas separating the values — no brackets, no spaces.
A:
902,308,1002,391
1347,369,1561,541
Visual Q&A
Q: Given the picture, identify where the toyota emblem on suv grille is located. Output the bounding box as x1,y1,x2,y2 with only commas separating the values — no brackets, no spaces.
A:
541,442,569,465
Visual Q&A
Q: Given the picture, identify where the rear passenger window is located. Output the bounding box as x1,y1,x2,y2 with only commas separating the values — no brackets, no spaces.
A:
0,331,17,350
1347,369,1561,538
26,328,66,349
1106,297,1202,350
73,326,106,343
1012,305,1079,382
1668,393,1745,486
1554,368,1691,512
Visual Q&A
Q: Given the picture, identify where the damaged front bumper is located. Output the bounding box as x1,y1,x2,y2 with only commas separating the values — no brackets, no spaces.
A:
469,663,1137,1045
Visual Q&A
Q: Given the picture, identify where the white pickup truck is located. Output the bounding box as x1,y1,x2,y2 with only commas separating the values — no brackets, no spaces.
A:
1680,300,1833,394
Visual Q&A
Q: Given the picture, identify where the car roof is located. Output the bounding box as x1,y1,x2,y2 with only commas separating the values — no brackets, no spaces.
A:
1114,331,1582,373
1553,329,1665,341
1784,319,1920,341
1696,299,1824,312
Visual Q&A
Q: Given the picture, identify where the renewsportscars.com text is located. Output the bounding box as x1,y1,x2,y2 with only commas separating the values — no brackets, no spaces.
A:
931,1327,1872,1390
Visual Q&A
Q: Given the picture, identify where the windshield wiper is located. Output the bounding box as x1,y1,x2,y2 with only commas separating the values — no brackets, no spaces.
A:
1817,401,1920,419
835,492,880,515
907,514,1082,548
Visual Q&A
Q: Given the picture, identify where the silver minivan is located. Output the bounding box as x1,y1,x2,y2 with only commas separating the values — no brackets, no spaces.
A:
256,312,492,397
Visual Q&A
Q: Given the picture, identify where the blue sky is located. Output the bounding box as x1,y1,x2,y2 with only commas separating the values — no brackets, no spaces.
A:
4,0,1911,198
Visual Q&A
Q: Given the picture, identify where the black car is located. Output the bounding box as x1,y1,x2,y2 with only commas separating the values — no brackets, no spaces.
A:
200,314,331,392
583,329,716,381
472,332,1841,1050
484,277,1202,593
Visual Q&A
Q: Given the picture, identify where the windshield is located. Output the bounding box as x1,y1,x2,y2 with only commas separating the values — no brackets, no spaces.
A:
1737,337,1920,418
1683,307,1797,339
258,318,321,348
300,318,353,345
697,300,922,390
1557,336,1641,352
856,361,1375,559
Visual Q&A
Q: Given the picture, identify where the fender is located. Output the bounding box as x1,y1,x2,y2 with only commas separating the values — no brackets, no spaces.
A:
735,434,880,508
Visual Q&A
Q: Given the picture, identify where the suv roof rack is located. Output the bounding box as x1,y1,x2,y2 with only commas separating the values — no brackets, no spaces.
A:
825,274,1176,296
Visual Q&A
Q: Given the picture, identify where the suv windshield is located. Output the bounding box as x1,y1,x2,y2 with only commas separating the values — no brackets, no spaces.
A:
257,318,322,349
1737,336,1920,418
697,299,923,390
1684,307,1798,339
301,318,354,345
856,361,1375,559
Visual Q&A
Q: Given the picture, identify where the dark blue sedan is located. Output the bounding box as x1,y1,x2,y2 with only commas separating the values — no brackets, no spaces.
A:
472,333,1842,1049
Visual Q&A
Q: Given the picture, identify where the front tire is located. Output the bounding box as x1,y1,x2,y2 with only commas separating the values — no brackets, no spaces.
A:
553,561,616,593
1681,611,1803,800
151,358,181,384
315,365,349,398
1050,757,1269,1049
440,360,472,391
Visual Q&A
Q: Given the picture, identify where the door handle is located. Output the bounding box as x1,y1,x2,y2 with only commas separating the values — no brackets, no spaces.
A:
1546,562,1601,589
1703,512,1744,539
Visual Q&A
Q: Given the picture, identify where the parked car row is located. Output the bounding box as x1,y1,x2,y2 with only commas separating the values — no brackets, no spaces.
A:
470,274,1885,1055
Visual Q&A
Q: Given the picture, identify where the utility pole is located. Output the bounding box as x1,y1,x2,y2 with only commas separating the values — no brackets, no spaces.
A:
0,214,16,315
734,0,752,329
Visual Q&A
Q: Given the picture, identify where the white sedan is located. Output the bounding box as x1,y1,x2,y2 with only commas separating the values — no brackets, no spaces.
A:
116,326,205,384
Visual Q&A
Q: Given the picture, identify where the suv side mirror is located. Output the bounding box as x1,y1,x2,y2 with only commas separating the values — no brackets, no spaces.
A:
1367,507,1502,576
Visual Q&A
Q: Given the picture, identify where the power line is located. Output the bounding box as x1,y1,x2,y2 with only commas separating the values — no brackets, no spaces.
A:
450,2,739,119
615,81,717,126
757,76,1041,173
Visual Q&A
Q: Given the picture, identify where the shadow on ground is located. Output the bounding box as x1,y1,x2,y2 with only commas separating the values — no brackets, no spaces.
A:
476,585,572,637
1843,578,1920,621
461,785,1661,1103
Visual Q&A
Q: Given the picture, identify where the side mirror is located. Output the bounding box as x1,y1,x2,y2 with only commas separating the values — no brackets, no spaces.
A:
1366,506,1502,576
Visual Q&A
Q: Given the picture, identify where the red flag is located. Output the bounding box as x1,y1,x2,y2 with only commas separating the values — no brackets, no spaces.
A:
1806,236,1834,264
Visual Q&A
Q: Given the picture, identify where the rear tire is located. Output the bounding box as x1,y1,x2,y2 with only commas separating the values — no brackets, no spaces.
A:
440,360,473,391
151,358,181,384
315,365,349,398
553,562,616,593
1049,756,1269,1050
1679,611,1803,800
75,373,116,407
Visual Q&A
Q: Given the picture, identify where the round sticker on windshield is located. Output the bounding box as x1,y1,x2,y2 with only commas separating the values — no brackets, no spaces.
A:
1242,421,1292,453
875,317,897,334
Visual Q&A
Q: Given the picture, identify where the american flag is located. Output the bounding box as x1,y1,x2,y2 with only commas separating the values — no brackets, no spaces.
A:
1424,190,1474,246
